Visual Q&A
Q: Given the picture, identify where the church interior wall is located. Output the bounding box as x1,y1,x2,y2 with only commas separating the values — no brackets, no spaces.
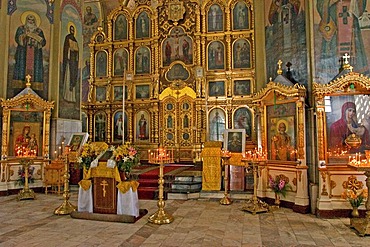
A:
0,0,369,217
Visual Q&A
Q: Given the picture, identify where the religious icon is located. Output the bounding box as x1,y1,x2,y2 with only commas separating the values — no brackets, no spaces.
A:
113,111,128,142
136,11,150,38
233,39,251,69
233,80,251,96
135,46,150,74
67,133,88,152
96,86,106,101
95,112,106,142
113,48,128,76
208,81,225,97
208,41,225,70
266,101,296,161
224,129,246,153
207,4,223,32
233,107,252,140
166,63,190,81
209,108,226,141
114,14,127,40
162,27,193,66
136,111,149,141
326,97,370,154
95,51,107,77
114,86,123,101
135,84,150,99
233,1,249,30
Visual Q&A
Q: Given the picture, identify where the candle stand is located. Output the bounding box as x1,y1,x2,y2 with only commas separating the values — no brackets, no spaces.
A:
18,158,36,200
220,151,232,205
54,147,76,215
348,154,370,236
148,148,174,224
241,158,268,215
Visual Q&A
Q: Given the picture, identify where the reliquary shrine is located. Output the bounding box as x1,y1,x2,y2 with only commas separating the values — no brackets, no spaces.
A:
83,0,256,162
0,79,54,191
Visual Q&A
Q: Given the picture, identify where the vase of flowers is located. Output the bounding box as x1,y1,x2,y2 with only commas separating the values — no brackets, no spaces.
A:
341,188,368,217
77,142,109,172
113,143,140,180
269,174,291,206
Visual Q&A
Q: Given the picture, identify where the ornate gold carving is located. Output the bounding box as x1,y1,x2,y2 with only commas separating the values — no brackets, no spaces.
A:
168,0,185,22
292,177,297,186
342,175,364,190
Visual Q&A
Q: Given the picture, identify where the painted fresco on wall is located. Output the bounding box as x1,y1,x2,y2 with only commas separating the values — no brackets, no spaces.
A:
233,107,252,140
7,2,50,99
136,11,150,39
59,4,82,120
233,39,251,69
208,41,225,70
135,46,150,74
114,14,128,40
82,2,101,103
83,3,99,46
265,0,307,86
314,1,370,83
207,4,223,32
232,1,249,30
113,48,128,76
162,27,193,66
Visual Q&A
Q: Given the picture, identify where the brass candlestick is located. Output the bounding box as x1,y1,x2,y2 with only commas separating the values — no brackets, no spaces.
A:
241,159,268,214
54,148,76,215
220,152,232,205
148,147,174,224
17,158,35,200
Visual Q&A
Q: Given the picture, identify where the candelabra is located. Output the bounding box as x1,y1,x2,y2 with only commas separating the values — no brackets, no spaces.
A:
147,147,174,224
220,150,232,205
54,146,77,215
241,149,269,215
17,158,36,200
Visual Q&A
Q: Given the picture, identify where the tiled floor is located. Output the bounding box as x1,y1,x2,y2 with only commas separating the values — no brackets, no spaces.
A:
0,192,369,247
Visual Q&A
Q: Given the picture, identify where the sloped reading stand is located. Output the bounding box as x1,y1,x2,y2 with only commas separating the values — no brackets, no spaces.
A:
71,149,147,223
0,77,53,198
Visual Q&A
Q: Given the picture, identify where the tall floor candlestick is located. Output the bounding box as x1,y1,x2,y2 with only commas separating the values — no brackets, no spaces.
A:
54,147,76,215
220,152,232,205
17,158,35,200
241,159,268,214
148,148,174,224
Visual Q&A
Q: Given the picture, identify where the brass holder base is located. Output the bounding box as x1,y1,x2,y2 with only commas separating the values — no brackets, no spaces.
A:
241,160,268,215
18,188,35,200
148,162,174,224
148,208,174,224
350,216,370,236
54,153,76,215
54,200,77,215
220,195,232,205
242,199,269,215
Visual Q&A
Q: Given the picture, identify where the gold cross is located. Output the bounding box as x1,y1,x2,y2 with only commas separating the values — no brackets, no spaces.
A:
25,74,32,88
100,180,108,197
277,60,283,75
